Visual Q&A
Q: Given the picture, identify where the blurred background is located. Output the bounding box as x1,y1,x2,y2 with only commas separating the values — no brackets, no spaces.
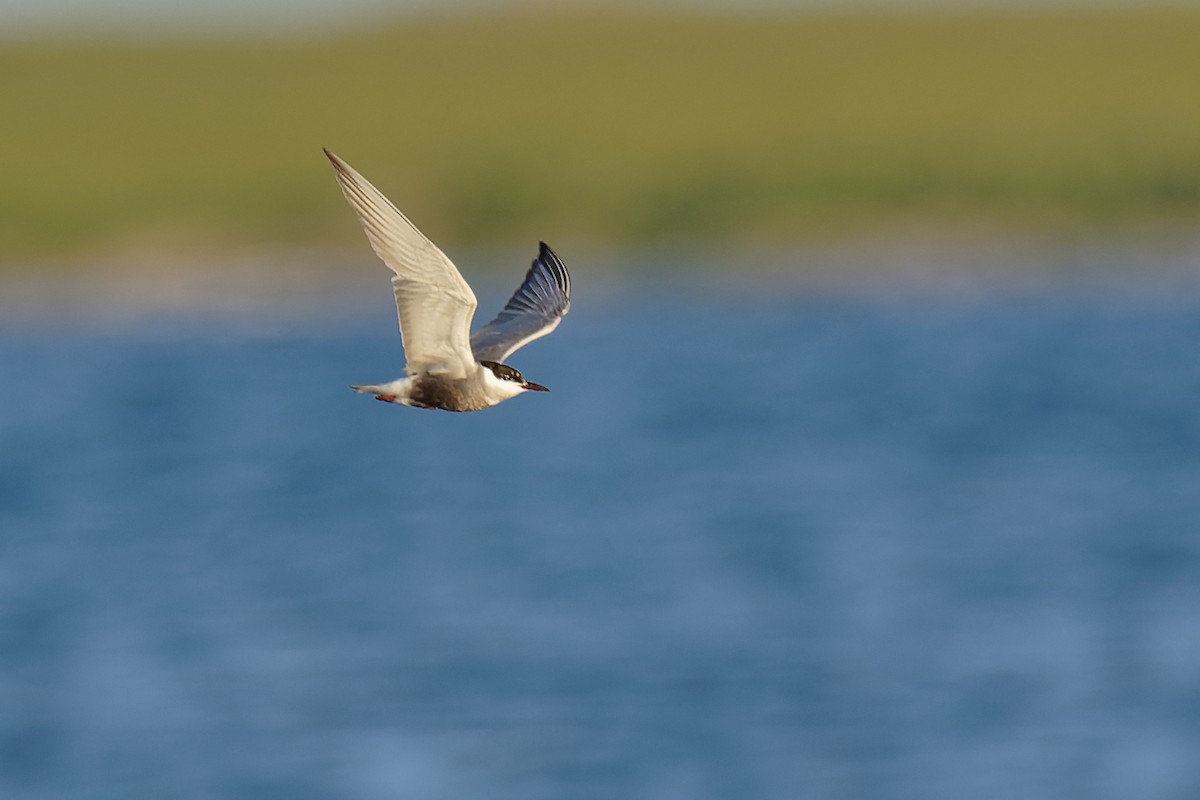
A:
3,1,1200,798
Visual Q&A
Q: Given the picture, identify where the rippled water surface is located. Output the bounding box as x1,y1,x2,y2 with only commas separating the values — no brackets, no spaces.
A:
3,281,1200,799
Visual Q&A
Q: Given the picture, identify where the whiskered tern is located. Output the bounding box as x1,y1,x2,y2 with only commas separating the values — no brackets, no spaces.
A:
324,148,572,412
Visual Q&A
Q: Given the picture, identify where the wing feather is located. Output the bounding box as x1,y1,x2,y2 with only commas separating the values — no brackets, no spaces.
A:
471,242,572,363
324,149,477,377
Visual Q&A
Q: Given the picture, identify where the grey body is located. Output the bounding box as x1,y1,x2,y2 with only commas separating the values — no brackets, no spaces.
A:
410,373,486,411
325,148,571,412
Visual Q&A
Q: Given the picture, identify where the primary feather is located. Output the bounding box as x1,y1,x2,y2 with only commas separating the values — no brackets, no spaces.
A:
471,242,573,363
324,148,478,378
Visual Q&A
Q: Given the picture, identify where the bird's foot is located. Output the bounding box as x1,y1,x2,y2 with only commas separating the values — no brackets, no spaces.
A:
374,394,398,403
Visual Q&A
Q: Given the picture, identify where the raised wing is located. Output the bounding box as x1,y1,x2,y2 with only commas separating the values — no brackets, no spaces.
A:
471,242,572,363
324,148,478,378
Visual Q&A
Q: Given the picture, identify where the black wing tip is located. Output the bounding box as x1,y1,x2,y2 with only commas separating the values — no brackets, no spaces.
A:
534,241,570,290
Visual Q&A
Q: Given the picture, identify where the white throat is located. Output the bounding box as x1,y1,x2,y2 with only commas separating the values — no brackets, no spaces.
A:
479,365,529,403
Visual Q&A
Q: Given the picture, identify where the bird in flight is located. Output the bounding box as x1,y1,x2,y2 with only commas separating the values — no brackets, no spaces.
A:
324,148,572,412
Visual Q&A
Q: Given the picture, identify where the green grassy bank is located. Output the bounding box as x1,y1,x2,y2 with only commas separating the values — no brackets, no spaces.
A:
2,6,1199,264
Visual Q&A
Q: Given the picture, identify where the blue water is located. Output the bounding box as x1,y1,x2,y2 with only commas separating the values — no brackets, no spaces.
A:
3,284,1200,799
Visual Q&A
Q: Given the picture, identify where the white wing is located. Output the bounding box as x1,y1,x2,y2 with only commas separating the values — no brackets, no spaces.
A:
325,149,478,378
471,242,572,363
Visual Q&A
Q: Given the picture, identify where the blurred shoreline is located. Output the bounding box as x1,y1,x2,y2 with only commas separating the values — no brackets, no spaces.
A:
4,232,1199,327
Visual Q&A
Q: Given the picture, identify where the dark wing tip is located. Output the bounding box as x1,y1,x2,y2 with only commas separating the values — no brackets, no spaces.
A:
323,150,363,192
323,148,350,174
538,241,564,268
533,241,571,300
